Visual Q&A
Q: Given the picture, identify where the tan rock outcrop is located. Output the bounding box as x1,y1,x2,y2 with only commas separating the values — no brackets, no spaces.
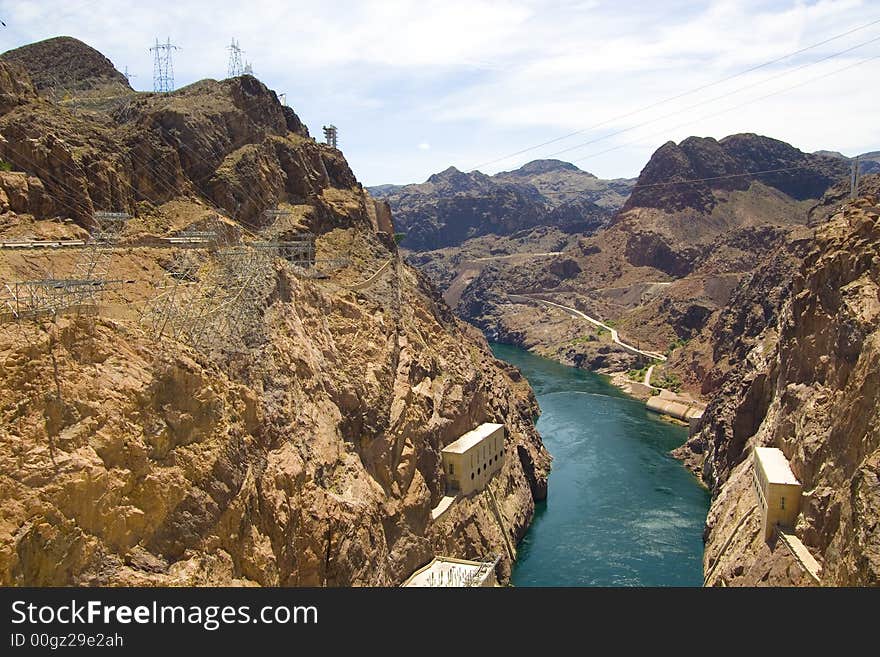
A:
691,177,880,586
0,38,550,586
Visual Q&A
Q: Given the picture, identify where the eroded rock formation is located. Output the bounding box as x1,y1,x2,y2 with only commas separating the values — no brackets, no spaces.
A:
0,37,550,586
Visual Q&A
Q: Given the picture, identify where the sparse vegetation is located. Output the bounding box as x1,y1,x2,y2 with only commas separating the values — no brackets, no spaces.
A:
393,232,407,244
0,160,13,172
666,336,690,356
651,367,682,392
627,365,649,382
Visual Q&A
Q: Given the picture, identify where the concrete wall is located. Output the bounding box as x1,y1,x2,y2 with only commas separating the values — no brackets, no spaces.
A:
646,396,704,421
443,425,505,495
628,381,654,396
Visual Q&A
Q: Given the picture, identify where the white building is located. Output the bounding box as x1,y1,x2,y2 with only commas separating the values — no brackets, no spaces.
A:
441,423,505,495
402,556,499,587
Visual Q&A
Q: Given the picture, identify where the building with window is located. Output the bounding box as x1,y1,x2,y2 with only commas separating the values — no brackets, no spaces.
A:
441,423,505,495
753,446,803,540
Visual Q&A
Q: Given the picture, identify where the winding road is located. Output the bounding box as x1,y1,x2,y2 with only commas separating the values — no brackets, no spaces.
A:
511,295,668,362
442,251,564,307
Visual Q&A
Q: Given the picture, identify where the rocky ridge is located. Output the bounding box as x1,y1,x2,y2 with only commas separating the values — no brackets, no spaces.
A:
679,175,880,586
0,37,550,586
369,159,632,250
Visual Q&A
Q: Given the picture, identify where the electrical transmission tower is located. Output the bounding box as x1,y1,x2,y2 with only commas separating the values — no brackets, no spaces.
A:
851,155,862,199
151,37,179,93
323,125,338,149
243,61,254,76
227,38,244,78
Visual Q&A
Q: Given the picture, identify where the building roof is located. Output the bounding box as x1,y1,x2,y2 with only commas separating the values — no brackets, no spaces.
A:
402,556,494,587
441,422,504,455
754,447,801,485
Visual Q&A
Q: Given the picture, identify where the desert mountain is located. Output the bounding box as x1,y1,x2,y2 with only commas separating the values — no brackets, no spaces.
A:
0,38,550,586
675,175,880,585
813,149,880,174
1,36,131,94
368,160,633,250
438,134,853,378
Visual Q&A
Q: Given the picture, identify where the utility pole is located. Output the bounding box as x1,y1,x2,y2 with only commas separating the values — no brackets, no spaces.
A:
227,38,244,78
151,38,179,93
850,155,861,199
323,125,338,149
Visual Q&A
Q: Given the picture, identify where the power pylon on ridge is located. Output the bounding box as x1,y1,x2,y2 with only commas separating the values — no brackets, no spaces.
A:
323,125,338,149
850,155,861,199
227,38,244,78
243,61,254,76
151,37,179,93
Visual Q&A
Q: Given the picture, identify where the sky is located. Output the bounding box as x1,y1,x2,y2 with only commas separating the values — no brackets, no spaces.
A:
0,0,878,185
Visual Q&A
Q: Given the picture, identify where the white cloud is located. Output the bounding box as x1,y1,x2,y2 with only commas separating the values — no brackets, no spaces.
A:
1,0,876,184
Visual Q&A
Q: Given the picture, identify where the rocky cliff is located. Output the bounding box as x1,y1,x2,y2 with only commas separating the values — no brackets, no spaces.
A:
677,175,880,586
368,160,630,250
0,38,550,586
416,134,851,386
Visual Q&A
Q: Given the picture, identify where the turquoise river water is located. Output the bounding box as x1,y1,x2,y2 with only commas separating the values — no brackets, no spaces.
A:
490,343,710,586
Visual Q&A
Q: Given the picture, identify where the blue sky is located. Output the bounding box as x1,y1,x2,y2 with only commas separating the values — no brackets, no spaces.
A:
1,0,877,185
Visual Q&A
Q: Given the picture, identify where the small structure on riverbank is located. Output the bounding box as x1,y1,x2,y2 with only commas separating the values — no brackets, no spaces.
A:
646,390,705,423
753,447,802,540
442,423,505,495
402,555,500,587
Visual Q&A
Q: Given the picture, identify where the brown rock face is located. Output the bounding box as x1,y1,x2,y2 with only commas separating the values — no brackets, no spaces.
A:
0,49,349,232
0,38,550,586
0,36,131,94
623,134,850,213
689,176,880,586
370,160,626,251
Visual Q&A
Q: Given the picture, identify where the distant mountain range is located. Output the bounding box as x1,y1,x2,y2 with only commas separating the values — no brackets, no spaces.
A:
368,160,634,250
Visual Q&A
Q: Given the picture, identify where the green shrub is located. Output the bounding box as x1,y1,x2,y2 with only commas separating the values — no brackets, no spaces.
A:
393,232,406,244
0,160,12,172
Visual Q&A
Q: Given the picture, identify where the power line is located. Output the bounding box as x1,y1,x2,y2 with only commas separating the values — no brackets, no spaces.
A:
569,53,880,167
467,16,880,171
540,34,880,161
626,165,816,191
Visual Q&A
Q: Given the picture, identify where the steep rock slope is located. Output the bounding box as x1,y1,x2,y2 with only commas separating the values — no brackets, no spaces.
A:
682,176,880,586
0,38,550,586
444,135,852,385
369,160,629,250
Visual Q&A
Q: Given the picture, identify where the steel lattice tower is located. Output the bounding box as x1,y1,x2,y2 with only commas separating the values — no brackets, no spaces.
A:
151,37,179,93
323,125,338,149
227,38,244,78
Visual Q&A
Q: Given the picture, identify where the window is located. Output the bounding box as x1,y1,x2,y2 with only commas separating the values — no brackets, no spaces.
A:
449,463,454,475
471,473,474,480
780,497,785,510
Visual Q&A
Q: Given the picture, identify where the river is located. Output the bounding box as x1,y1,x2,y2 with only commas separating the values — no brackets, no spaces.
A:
490,343,710,586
